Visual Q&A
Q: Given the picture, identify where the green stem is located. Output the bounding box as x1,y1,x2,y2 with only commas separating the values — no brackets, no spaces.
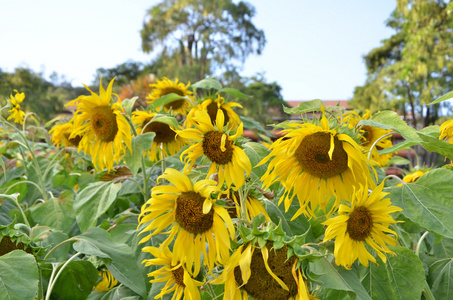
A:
367,131,394,161
416,231,429,257
2,118,49,201
45,252,81,300
384,174,405,186
0,194,30,227
43,238,76,261
141,155,149,201
127,178,145,198
3,179,45,195
422,280,435,300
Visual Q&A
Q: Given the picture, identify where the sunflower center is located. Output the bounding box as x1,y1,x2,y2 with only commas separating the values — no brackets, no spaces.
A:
361,126,373,145
174,191,214,234
141,119,176,144
0,236,31,256
206,102,230,126
64,133,82,147
347,206,373,241
202,131,234,165
294,132,348,178
91,106,118,143
234,245,298,300
171,265,186,288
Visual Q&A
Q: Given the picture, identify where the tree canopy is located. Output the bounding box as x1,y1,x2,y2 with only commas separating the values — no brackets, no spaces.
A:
350,0,453,128
140,0,266,81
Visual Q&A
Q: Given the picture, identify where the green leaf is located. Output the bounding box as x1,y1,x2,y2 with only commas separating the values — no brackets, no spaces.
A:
240,115,274,139
358,110,422,143
283,99,323,115
146,94,191,111
386,155,411,165
377,139,419,155
2,179,27,203
242,142,269,178
0,250,39,300
263,199,293,236
150,114,179,128
52,260,98,300
418,127,453,160
428,90,453,105
73,181,122,232
41,231,71,262
219,87,249,99
30,190,75,232
361,246,426,300
123,132,155,176
192,78,222,90
311,257,372,299
121,97,138,116
427,256,453,300
73,228,147,298
388,168,453,238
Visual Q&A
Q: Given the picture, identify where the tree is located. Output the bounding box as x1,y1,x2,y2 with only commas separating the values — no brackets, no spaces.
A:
140,0,266,82
231,74,289,127
350,0,453,129
93,61,149,87
0,68,84,122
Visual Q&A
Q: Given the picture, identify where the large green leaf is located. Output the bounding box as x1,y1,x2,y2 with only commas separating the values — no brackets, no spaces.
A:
192,77,222,90
52,260,98,300
123,132,155,176
427,257,453,300
311,257,372,299
74,181,122,232
41,231,71,263
360,246,426,300
424,238,453,300
30,190,75,232
242,142,269,178
73,228,147,298
388,168,453,239
0,250,39,300
428,90,453,105
417,126,453,160
283,99,323,115
219,87,249,99
146,94,191,111
121,97,138,116
358,110,422,143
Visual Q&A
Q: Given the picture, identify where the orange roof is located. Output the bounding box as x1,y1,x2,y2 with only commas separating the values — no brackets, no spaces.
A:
286,100,351,109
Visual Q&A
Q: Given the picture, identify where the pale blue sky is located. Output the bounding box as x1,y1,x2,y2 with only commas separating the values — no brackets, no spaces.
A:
0,0,395,100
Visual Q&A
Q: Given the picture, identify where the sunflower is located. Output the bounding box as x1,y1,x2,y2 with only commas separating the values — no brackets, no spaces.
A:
211,243,313,300
138,168,235,276
259,110,375,219
343,110,393,167
185,94,242,129
94,270,118,293
440,119,453,143
132,111,187,161
223,189,270,222
142,246,203,300
322,182,402,269
49,122,82,148
7,90,26,124
402,170,428,183
178,109,251,190
147,77,193,115
66,78,132,172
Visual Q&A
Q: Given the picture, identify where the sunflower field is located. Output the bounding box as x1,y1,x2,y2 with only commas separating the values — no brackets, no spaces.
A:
1,76,453,300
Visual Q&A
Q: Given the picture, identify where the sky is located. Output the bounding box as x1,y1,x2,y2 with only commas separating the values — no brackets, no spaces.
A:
0,0,396,101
